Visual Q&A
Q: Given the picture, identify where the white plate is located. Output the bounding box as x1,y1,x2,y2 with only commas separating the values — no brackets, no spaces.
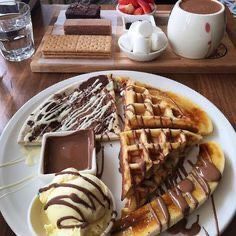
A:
0,71,235,236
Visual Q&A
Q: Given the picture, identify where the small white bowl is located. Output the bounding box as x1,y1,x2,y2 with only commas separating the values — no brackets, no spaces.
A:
28,180,116,236
122,14,156,32
116,4,156,18
39,131,97,183
118,31,168,62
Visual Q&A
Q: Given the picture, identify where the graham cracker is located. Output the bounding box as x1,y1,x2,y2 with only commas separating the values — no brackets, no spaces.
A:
42,35,112,58
42,35,78,53
76,35,112,53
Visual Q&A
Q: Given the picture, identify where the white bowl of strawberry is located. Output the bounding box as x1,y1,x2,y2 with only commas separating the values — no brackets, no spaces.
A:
116,0,156,16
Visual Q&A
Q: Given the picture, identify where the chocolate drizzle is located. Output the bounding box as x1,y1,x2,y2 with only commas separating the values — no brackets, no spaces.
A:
96,145,105,179
24,75,118,142
39,171,111,229
124,84,199,133
168,215,201,236
211,195,220,236
156,196,170,226
112,143,222,234
168,188,190,216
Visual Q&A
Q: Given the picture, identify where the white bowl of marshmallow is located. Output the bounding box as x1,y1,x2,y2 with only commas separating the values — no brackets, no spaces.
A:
118,20,168,62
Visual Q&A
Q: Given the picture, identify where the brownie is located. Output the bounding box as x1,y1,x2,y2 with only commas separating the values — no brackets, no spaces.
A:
65,3,101,19
64,19,112,35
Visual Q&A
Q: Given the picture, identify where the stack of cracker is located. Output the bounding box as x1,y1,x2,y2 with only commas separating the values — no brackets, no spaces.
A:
42,35,112,58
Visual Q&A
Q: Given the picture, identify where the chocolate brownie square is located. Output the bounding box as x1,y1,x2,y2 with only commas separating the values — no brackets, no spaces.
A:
65,3,101,19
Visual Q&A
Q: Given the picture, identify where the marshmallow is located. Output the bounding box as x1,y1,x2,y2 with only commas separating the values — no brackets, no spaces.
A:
133,35,151,54
129,21,141,33
151,31,167,51
120,33,133,52
136,20,153,38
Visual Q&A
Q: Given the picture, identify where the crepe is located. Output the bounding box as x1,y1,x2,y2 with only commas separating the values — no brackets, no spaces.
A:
18,75,120,145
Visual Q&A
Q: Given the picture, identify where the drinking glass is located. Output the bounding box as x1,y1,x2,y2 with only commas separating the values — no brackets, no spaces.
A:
0,1,35,62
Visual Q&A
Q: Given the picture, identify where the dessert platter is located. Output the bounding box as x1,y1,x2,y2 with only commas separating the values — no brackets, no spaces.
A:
0,71,236,236
30,2,236,73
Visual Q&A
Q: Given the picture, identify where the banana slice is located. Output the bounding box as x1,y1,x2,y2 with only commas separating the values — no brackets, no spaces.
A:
112,142,225,236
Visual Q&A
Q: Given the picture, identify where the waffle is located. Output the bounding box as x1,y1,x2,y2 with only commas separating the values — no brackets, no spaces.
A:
120,128,202,214
123,79,213,136
112,142,225,235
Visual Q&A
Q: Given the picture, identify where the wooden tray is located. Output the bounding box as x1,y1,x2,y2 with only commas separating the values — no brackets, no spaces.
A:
30,10,236,73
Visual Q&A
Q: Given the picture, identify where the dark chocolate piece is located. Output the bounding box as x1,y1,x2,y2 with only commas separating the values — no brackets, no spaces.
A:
64,19,111,35
65,3,100,19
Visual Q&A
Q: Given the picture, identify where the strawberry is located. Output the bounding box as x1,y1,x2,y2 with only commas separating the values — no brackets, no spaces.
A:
134,7,144,15
149,3,155,11
137,0,152,13
118,4,135,14
130,0,139,8
147,0,154,3
119,0,139,7
119,0,130,5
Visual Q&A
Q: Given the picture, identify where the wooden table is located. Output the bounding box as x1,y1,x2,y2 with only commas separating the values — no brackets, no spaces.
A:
0,4,235,236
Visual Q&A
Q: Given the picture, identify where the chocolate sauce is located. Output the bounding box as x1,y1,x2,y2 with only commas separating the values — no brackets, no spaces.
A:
25,75,116,143
196,158,221,182
178,178,194,193
96,145,105,179
79,75,108,90
168,188,190,215
43,130,94,174
113,144,222,235
148,203,162,231
211,195,220,236
39,171,111,229
57,215,87,229
203,226,210,236
180,0,222,14
156,196,170,226
168,215,201,235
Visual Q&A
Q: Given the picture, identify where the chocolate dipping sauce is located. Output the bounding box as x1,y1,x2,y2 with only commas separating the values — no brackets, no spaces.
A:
180,0,222,14
43,130,94,174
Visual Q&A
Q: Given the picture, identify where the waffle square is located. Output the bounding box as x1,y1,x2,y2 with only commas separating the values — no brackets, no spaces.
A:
120,128,202,214
123,79,213,136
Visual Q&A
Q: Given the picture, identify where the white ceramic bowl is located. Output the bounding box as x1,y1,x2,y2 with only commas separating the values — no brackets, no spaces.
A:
116,4,156,17
28,179,116,236
39,131,97,183
122,14,156,32
118,31,168,62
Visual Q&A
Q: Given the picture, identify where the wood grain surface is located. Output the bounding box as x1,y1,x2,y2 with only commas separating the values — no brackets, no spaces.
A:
0,4,235,236
30,6,236,73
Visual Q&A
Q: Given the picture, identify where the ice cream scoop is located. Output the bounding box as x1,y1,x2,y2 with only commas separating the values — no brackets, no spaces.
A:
28,168,116,236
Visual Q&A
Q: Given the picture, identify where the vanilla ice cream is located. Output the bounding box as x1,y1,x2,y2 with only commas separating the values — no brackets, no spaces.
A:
38,168,115,236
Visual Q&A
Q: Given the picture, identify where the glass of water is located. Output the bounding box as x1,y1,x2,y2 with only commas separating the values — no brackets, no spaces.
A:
0,1,35,62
